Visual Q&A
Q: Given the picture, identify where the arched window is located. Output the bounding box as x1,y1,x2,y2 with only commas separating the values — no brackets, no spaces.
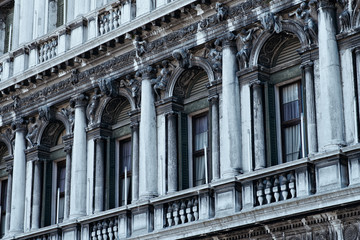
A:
258,33,303,166
101,97,132,208
174,67,210,189
40,121,66,226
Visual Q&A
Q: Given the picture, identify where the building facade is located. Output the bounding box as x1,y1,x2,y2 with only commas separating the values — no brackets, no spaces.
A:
0,0,360,239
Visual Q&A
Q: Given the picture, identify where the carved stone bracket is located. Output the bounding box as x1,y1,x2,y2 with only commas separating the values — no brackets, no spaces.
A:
208,94,219,105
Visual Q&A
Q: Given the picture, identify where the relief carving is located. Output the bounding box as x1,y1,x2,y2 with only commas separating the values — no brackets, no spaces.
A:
151,60,174,98
172,48,192,69
215,2,228,22
87,88,103,125
121,75,141,109
134,35,147,58
205,42,222,81
60,108,75,132
236,27,260,70
26,117,39,148
261,12,282,33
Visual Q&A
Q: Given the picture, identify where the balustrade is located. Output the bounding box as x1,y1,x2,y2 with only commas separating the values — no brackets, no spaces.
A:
38,38,58,63
98,6,122,36
165,196,199,227
90,216,119,240
255,171,296,206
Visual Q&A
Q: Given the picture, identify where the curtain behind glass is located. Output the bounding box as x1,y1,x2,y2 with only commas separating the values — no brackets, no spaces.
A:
193,115,208,186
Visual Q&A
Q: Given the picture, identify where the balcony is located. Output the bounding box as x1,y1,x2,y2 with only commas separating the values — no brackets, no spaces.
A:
10,146,360,240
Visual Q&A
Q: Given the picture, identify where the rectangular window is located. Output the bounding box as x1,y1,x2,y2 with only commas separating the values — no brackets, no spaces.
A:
56,161,66,223
56,0,65,27
0,179,7,237
4,6,14,53
192,113,208,186
119,139,131,206
280,82,302,162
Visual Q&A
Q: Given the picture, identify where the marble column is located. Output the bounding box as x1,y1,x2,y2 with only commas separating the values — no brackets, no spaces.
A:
63,144,72,220
138,66,158,200
9,118,27,234
131,121,139,203
317,0,345,150
167,112,178,193
251,80,266,170
355,48,360,136
301,61,318,155
5,165,12,236
69,94,88,219
31,160,42,230
209,95,220,181
94,138,105,213
219,33,242,177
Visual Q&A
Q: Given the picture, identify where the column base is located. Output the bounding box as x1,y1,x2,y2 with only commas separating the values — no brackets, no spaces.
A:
139,192,158,201
222,169,243,179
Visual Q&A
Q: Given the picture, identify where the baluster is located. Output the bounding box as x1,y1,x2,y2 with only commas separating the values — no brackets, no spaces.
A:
92,224,98,240
166,203,173,227
113,218,119,240
186,200,193,222
113,9,118,29
46,42,51,60
97,222,103,240
289,171,296,198
280,173,289,200
180,200,186,224
273,175,280,202
193,198,199,221
102,221,108,240
99,18,105,35
108,10,113,31
256,179,264,206
173,202,179,225
117,8,121,27
265,177,272,204
104,16,109,33
108,219,114,240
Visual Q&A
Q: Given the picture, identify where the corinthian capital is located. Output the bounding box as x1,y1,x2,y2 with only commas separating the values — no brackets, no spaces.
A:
136,65,156,80
70,94,89,108
11,117,28,132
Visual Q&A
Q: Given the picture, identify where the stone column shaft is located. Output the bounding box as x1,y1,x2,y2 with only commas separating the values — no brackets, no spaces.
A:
302,62,318,154
63,147,71,220
252,81,266,170
167,112,178,193
355,48,360,141
5,167,12,235
317,2,344,150
220,34,242,177
131,122,139,202
31,161,42,230
139,67,158,200
69,94,88,219
94,138,105,213
9,120,27,234
209,95,220,181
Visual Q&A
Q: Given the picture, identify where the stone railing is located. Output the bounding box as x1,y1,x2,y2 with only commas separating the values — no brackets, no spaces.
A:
38,37,58,63
98,6,122,36
255,171,296,206
164,195,199,227
90,216,119,240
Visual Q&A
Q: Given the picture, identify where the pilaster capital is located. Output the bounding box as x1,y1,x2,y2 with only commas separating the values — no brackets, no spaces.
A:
64,144,72,154
354,47,360,55
316,0,336,9
166,111,178,118
136,65,156,80
6,164,13,174
130,121,139,130
208,94,219,104
249,79,263,88
70,94,89,108
11,117,28,132
300,61,314,70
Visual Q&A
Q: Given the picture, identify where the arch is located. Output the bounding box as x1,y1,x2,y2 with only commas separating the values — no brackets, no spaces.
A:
39,120,66,148
250,19,311,68
0,141,9,161
99,96,132,126
167,56,215,98
0,134,12,157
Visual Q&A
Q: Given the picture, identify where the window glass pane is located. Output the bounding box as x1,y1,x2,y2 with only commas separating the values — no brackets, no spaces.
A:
281,83,300,122
1,180,7,211
120,140,132,172
57,0,64,27
4,8,14,53
57,164,66,193
194,115,208,151
120,177,131,205
284,124,301,162
58,196,64,223
194,156,205,186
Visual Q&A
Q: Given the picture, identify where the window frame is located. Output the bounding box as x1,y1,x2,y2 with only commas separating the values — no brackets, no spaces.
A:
0,177,8,237
115,135,132,207
51,158,66,224
274,77,304,164
187,109,209,188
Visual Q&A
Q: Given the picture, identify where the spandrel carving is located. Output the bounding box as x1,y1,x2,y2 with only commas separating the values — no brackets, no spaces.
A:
172,48,192,69
261,12,282,33
26,117,39,148
87,88,103,125
134,35,147,58
152,60,174,98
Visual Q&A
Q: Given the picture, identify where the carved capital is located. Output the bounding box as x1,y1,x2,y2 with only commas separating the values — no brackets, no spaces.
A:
6,164,13,173
216,32,237,48
249,79,263,88
130,121,139,130
354,47,360,55
70,94,89,108
317,0,336,9
11,117,28,132
208,94,219,104
300,61,314,70
137,65,156,80
166,111,178,119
